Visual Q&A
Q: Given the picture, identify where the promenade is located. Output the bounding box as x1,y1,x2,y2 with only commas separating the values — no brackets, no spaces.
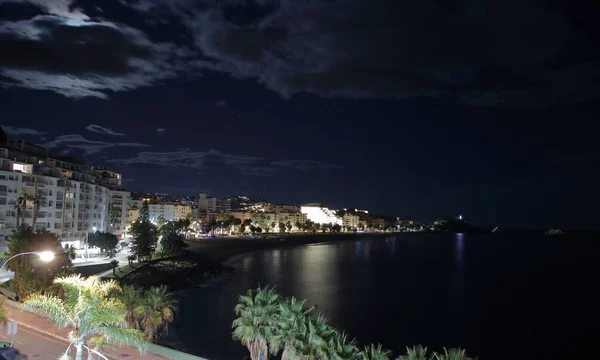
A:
2,299,169,360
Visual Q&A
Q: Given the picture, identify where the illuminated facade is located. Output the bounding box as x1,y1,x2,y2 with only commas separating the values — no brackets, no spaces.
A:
0,140,124,249
342,214,360,228
300,203,341,225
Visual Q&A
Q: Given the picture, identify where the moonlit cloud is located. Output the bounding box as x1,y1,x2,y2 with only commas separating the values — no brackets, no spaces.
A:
1,125,46,136
271,160,342,171
86,124,125,136
156,128,166,132
1,0,597,106
213,99,227,107
43,134,149,155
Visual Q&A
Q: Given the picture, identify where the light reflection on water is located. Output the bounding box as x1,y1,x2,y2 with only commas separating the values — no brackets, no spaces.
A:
169,233,594,360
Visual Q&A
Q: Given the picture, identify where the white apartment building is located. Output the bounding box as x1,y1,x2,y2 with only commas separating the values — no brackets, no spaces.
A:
109,190,131,238
198,193,217,217
0,168,110,248
275,211,307,225
300,203,341,225
0,140,121,250
148,203,191,222
174,204,191,221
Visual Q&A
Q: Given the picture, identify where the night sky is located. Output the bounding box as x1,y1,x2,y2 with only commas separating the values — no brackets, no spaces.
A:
1,0,599,229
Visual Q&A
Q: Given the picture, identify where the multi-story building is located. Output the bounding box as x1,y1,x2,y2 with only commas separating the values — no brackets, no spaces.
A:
342,214,360,229
148,202,191,222
265,204,299,213
96,168,122,189
198,193,217,217
230,211,253,221
300,203,341,225
216,198,231,213
108,190,131,238
0,138,117,249
128,206,140,223
174,204,191,221
275,211,307,225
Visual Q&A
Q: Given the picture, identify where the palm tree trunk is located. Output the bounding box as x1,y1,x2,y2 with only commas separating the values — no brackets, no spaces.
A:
75,338,84,360
249,341,268,360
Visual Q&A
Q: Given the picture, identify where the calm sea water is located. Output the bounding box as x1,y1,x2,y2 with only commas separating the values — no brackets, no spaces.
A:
167,233,598,360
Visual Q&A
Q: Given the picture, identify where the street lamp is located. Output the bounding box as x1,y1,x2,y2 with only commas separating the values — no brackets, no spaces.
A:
0,251,55,283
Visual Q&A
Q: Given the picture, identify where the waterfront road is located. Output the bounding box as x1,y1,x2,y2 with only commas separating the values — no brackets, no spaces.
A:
0,322,79,359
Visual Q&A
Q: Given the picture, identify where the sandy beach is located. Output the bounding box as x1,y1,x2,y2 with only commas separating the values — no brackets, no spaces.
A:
184,232,394,261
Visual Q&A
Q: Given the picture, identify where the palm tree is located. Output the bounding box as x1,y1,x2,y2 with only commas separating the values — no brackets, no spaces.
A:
119,285,145,330
304,315,337,359
141,285,177,342
326,331,359,360
232,286,281,360
0,296,8,325
14,195,27,227
397,346,430,360
360,344,393,360
434,348,476,360
23,275,147,360
270,297,312,360
30,194,45,229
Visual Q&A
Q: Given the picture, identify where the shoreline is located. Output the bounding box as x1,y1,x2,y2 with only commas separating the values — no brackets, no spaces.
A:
185,232,397,263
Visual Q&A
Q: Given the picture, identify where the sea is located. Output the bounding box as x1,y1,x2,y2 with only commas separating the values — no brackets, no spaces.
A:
166,233,598,360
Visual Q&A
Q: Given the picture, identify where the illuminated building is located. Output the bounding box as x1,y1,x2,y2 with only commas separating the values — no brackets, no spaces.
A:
300,203,341,225
148,202,191,222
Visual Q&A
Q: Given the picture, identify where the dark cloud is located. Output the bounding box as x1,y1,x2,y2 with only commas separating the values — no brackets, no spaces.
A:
108,148,263,169
156,128,166,132
271,160,341,171
0,0,200,98
1,125,46,135
239,165,278,177
85,124,125,136
213,99,226,107
128,0,599,106
1,0,598,105
43,134,149,154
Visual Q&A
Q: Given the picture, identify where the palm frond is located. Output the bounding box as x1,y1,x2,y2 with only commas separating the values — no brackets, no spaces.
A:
434,348,476,360
102,326,148,354
397,345,429,360
24,294,73,328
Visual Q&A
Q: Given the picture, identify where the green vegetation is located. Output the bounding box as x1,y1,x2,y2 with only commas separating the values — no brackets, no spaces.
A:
131,201,158,260
232,287,477,360
159,219,189,255
23,275,147,360
118,284,178,342
4,225,71,299
87,231,119,257
0,296,7,324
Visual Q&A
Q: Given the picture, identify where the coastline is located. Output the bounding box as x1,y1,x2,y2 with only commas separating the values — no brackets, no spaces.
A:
185,232,396,263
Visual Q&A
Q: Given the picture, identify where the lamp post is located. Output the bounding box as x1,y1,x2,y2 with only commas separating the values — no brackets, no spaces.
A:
0,251,55,284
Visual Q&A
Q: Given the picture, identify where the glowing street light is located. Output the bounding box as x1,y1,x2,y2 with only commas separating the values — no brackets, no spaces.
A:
0,251,55,283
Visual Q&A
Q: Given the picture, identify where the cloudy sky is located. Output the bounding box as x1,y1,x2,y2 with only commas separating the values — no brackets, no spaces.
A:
1,0,599,228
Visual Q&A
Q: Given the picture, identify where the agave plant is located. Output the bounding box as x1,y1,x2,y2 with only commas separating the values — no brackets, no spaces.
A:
434,348,477,360
360,343,393,360
397,345,430,360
